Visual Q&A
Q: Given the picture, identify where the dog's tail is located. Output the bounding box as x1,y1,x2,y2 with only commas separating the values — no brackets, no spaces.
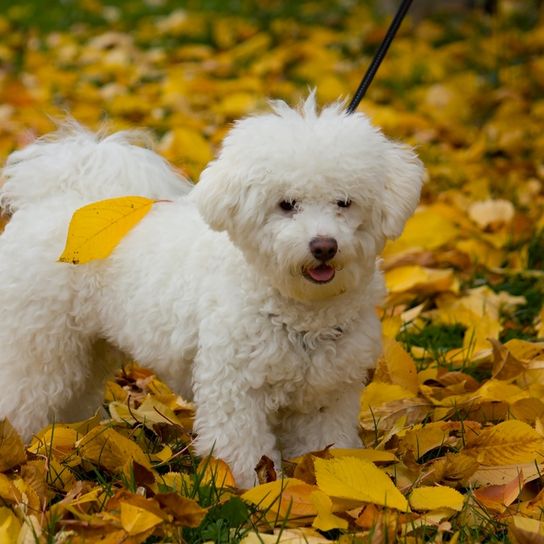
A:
0,121,192,213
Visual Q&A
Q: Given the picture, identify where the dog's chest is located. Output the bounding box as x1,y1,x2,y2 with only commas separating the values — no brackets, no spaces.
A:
262,323,367,413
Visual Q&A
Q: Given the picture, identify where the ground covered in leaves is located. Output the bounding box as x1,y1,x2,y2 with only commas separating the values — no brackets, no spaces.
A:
1,0,544,542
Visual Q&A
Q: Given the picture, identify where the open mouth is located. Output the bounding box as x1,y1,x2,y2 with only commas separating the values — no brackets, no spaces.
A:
303,264,336,284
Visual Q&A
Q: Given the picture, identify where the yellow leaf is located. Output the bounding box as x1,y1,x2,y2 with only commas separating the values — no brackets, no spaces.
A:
509,515,544,544
159,127,212,178
511,398,544,423
21,460,49,507
360,396,432,433
314,457,409,512
58,196,155,265
456,238,505,269
0,474,21,504
77,426,152,475
151,445,173,463
384,205,459,256
198,458,236,488
425,452,479,486
505,339,544,362
468,199,515,230
409,486,464,512
477,379,528,404
120,501,164,535
311,490,348,531
464,421,544,465
159,471,192,494
242,478,318,522
46,457,76,491
399,423,451,459
0,419,26,471
385,266,457,295
28,425,80,464
0,507,21,543
316,75,345,104
361,382,416,412
329,449,398,463
214,92,258,118
110,395,185,431
375,338,419,394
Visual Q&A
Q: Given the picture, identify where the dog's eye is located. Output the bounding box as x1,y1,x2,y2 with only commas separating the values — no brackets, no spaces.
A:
279,200,296,212
337,199,352,208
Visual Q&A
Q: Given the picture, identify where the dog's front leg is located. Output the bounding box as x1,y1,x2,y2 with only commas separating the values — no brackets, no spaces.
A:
279,384,363,459
192,380,280,489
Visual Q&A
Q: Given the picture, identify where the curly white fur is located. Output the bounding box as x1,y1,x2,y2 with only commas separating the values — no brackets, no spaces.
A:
0,96,423,487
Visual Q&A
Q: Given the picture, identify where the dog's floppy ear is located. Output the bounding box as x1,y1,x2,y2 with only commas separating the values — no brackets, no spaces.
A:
381,142,425,239
190,160,240,233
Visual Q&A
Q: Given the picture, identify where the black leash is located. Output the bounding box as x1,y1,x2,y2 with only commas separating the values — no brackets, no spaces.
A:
346,0,413,114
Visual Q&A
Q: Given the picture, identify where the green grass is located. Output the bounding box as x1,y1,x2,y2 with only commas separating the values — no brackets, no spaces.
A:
397,321,467,360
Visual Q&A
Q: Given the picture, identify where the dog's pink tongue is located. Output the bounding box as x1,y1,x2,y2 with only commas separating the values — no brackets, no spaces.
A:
308,264,335,282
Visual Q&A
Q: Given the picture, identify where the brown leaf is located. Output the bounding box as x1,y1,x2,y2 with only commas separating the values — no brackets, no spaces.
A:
255,455,277,484
293,446,333,485
473,471,524,513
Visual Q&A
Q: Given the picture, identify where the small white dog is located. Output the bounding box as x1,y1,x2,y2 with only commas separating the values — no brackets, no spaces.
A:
0,95,423,487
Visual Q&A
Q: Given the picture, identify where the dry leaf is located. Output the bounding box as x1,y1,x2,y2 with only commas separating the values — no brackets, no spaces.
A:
77,426,152,476
464,421,544,465
473,471,524,513
242,479,318,522
409,486,464,511
0,419,26,471
314,457,409,512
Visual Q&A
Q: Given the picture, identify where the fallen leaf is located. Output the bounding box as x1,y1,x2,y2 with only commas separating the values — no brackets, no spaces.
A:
473,471,524,513
155,493,207,527
0,507,21,543
374,338,419,394
409,486,464,511
314,457,409,512
77,425,152,477
120,501,164,535
509,515,544,544
386,266,458,295
198,457,237,488
468,199,515,230
464,421,544,465
242,478,318,522
0,419,26,471
311,490,348,531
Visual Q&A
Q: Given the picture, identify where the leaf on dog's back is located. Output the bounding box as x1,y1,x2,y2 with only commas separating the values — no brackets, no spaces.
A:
58,196,155,265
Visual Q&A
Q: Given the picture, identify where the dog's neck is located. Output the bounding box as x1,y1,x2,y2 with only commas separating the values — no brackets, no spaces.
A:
259,267,385,335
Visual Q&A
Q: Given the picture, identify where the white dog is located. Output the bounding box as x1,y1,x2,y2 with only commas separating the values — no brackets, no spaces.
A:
0,96,423,487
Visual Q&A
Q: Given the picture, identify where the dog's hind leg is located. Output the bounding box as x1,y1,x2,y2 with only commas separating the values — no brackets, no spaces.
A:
0,209,115,441
0,327,98,441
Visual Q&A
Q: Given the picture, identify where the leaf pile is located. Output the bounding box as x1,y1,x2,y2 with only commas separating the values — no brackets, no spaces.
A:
1,0,544,542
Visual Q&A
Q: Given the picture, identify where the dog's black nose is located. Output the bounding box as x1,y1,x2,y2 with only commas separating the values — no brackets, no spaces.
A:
309,237,338,261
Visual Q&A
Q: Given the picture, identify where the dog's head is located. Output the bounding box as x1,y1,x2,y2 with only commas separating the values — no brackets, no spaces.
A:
191,94,424,302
